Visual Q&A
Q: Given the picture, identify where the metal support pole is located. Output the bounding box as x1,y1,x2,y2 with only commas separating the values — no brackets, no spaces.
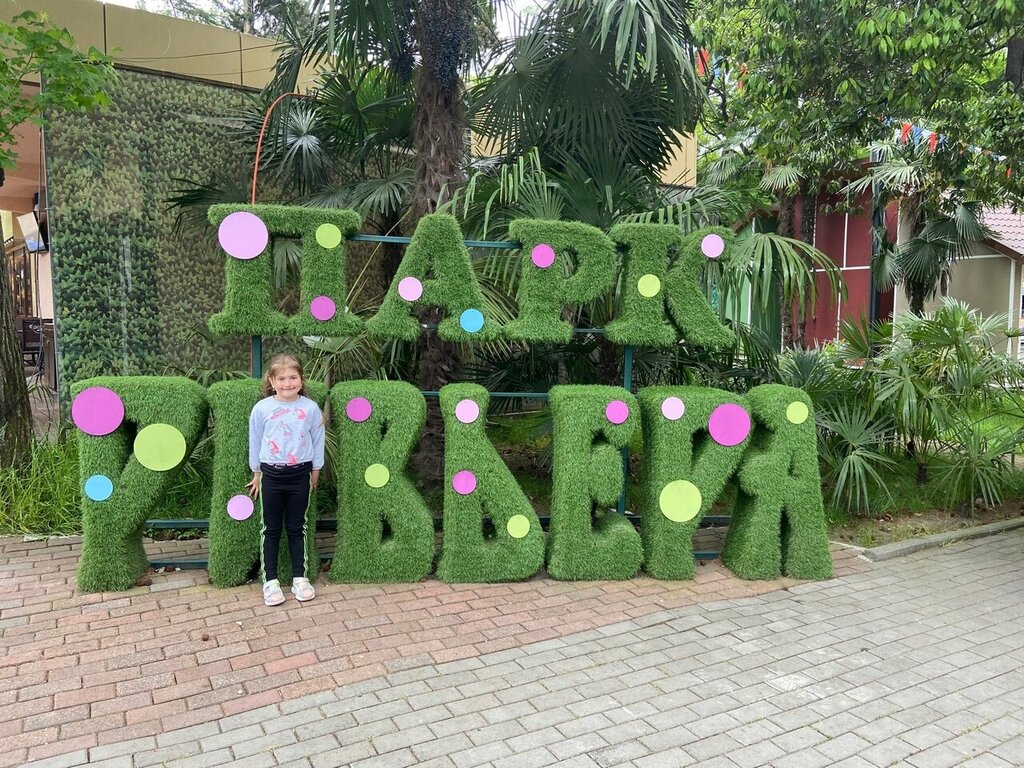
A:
251,335,262,379
618,345,634,515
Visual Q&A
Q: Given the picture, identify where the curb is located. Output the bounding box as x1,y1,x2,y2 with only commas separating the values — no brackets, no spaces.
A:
860,517,1024,562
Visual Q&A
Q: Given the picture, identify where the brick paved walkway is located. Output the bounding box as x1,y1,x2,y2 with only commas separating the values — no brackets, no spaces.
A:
5,531,1022,766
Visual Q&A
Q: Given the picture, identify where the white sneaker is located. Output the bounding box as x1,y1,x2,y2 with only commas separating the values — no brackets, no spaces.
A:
263,579,285,606
291,577,315,602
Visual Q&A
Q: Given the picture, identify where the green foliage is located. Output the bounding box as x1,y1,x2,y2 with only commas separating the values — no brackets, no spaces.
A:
328,380,434,582
503,219,618,343
817,402,896,515
638,387,748,579
366,213,500,342
46,69,250,391
722,385,833,581
546,385,643,580
936,416,1022,516
208,203,364,337
74,376,208,592
435,384,544,582
206,379,327,587
0,437,81,535
0,11,115,170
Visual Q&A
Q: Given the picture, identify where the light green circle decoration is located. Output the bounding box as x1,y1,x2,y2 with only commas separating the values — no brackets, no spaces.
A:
133,424,187,472
637,274,662,298
364,463,390,488
506,515,531,539
786,401,809,424
659,480,702,523
316,223,343,249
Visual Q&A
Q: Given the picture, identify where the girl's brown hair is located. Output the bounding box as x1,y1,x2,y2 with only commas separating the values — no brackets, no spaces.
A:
262,354,306,398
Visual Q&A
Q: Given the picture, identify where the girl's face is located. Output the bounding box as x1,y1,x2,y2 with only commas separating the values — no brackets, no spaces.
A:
271,367,303,400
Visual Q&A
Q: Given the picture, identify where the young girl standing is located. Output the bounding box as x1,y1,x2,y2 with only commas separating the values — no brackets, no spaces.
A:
247,354,325,606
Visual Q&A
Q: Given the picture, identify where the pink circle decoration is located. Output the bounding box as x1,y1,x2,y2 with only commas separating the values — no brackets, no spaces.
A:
605,400,629,425
346,397,372,422
398,276,423,301
71,387,125,436
531,243,556,269
455,399,480,424
218,211,268,260
661,396,685,421
701,233,725,260
708,403,751,447
310,296,336,321
452,470,477,496
226,494,254,521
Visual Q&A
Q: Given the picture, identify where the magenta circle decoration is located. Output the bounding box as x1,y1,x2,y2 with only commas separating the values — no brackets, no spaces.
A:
605,400,629,425
398,276,423,302
455,399,480,424
531,243,556,269
661,396,685,421
226,494,254,521
72,387,125,436
701,233,725,260
452,470,477,496
310,296,336,321
218,211,268,260
708,403,751,447
346,397,373,423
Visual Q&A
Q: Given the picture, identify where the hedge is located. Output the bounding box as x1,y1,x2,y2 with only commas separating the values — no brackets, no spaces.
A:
207,204,363,338
366,213,500,342
547,385,643,580
722,384,833,580
435,384,544,582
74,376,208,592
328,380,434,582
502,220,618,343
638,386,749,579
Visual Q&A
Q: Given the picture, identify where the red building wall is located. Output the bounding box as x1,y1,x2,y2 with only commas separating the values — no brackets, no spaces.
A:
799,191,895,346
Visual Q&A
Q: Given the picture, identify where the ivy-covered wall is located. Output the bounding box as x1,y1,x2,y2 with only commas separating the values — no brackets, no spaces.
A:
45,69,249,392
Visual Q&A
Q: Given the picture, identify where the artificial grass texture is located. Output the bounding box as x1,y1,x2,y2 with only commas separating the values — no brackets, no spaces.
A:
328,380,434,582
365,213,499,342
605,224,736,349
207,203,363,338
638,386,749,579
546,385,643,580
722,384,834,581
503,219,618,343
435,384,544,582
74,376,208,592
206,379,327,587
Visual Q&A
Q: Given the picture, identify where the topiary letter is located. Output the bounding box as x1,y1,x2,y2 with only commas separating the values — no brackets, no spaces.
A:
436,384,544,582
547,385,643,579
74,376,208,592
723,384,833,581
503,220,617,343
639,386,750,579
329,381,434,582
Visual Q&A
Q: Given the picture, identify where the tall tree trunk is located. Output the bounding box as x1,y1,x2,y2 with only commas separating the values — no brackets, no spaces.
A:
0,216,33,469
898,202,927,316
1007,38,1024,90
794,188,817,349
776,193,797,347
410,0,471,487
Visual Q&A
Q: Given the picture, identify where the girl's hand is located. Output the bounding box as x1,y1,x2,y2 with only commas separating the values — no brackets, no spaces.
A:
246,472,261,499
311,469,320,490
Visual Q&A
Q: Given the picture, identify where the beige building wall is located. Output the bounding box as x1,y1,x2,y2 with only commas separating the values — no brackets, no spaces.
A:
892,242,1022,354
4,0,304,90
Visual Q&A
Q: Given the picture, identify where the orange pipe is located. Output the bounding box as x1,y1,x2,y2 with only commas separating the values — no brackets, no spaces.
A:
251,91,302,204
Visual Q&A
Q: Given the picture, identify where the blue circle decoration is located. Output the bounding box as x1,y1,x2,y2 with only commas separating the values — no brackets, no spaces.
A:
460,308,484,334
85,474,114,502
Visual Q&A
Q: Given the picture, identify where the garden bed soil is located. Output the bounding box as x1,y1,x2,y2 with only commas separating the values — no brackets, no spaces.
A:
829,500,1024,549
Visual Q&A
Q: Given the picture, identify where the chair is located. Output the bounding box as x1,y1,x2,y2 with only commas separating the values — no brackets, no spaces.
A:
20,317,41,367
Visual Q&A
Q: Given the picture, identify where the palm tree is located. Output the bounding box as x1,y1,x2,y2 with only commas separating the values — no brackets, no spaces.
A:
846,140,995,316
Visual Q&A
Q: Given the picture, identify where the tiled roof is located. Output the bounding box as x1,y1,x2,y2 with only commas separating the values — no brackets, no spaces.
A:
983,206,1024,256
